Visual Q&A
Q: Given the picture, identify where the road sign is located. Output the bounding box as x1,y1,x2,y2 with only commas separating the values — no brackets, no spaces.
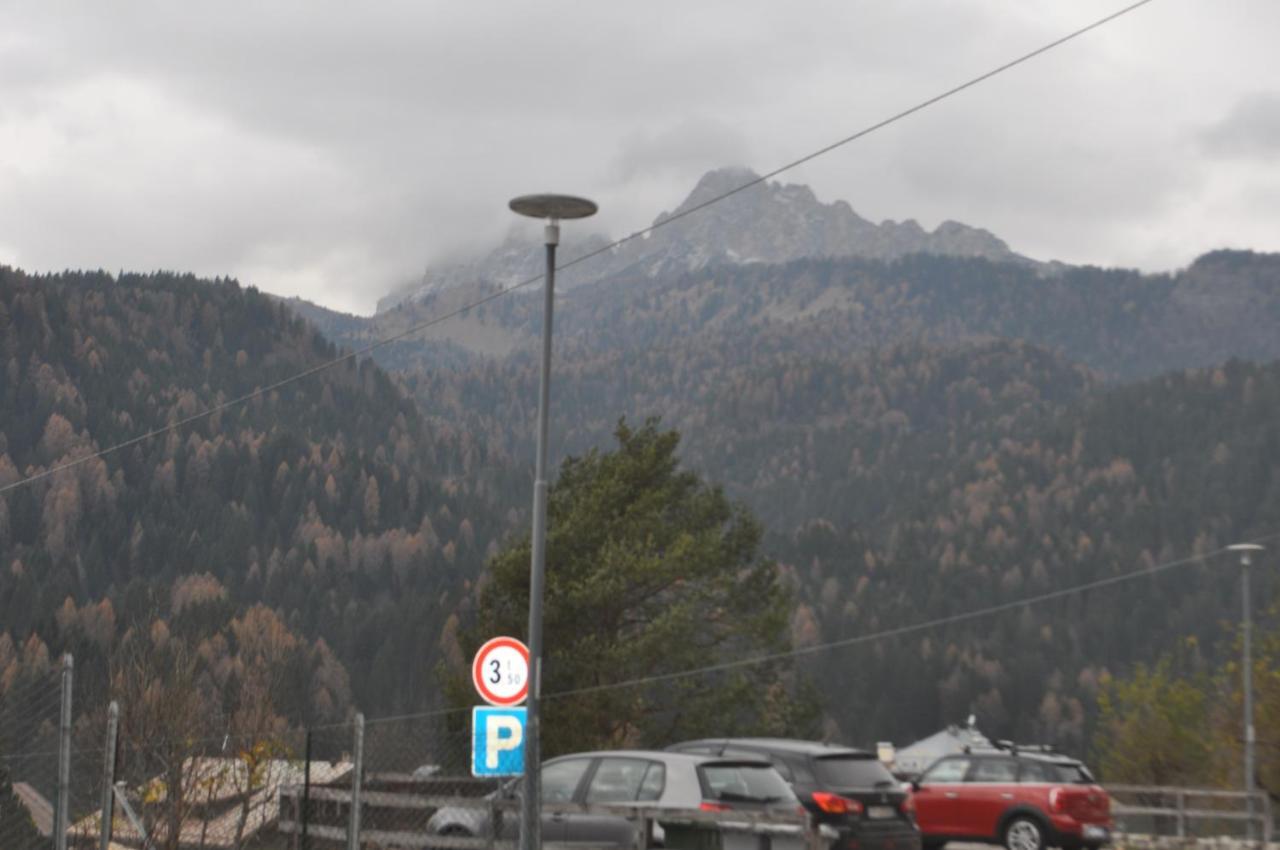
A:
472,636,530,707
472,706,526,777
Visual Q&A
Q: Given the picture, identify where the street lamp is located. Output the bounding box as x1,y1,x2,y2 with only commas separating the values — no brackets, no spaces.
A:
509,193,598,850
1228,542,1265,841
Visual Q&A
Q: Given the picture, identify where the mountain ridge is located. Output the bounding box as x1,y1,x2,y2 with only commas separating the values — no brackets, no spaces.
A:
376,166,1032,312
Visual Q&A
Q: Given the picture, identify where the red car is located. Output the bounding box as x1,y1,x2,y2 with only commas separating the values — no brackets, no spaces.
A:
910,749,1111,850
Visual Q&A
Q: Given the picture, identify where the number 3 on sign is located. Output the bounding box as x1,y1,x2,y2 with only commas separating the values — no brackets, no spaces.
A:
472,637,530,707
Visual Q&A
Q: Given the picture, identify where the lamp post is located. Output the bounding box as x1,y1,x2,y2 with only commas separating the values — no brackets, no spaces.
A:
508,193,598,850
1228,542,1265,842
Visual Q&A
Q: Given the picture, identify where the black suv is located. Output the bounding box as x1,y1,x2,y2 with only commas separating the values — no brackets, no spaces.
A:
669,738,921,850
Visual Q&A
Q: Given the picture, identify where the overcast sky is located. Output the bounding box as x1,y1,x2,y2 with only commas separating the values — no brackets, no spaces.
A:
1,0,1278,315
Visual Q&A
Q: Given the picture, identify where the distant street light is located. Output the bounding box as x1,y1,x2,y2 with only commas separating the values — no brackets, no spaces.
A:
1228,542,1265,841
508,193,598,850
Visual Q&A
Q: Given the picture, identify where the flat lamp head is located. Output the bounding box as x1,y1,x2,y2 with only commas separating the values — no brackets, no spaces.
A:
509,194,598,221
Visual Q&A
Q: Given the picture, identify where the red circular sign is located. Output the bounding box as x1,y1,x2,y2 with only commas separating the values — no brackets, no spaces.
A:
472,636,530,707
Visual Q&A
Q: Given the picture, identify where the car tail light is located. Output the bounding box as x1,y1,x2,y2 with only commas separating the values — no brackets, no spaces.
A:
701,801,732,812
812,792,864,815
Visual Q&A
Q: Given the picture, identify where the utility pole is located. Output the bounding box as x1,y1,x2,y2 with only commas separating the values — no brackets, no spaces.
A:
1228,543,1265,843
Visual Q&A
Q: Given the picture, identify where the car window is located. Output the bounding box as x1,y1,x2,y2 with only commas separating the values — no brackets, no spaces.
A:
700,762,797,803
921,758,971,784
1019,761,1052,783
813,756,897,788
586,758,652,803
542,758,592,803
790,758,815,784
638,763,666,802
1051,763,1095,784
970,759,1018,782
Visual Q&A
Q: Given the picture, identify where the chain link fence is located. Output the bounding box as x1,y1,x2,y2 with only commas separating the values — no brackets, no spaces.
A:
0,655,64,849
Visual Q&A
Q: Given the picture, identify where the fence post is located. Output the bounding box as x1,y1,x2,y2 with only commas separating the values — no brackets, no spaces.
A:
98,701,119,850
302,728,313,850
347,713,364,850
55,653,73,850
1262,791,1272,848
1175,788,1186,838
488,794,499,850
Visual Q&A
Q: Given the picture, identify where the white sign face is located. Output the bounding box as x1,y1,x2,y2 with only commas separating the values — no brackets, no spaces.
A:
472,636,530,707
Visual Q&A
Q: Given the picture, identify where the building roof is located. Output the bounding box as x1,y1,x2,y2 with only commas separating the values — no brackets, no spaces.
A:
893,724,993,775
68,757,352,849
12,781,53,837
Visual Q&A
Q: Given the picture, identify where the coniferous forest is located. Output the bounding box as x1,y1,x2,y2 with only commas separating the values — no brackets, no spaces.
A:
1,245,1279,767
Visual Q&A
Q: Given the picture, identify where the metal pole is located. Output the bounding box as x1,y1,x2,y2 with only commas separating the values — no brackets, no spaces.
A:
1263,790,1272,847
302,729,313,850
98,701,119,850
348,713,364,850
1244,555,1256,842
56,653,73,850
522,220,559,850
113,782,149,848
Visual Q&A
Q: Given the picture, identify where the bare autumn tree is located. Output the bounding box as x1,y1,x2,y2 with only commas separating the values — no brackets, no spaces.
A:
222,606,296,850
112,620,211,850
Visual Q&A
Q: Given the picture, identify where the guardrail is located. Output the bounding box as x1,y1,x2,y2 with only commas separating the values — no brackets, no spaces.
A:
1107,785,1273,844
277,784,834,850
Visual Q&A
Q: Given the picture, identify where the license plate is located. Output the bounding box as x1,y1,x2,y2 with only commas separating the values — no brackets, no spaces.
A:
1082,826,1110,841
867,805,897,820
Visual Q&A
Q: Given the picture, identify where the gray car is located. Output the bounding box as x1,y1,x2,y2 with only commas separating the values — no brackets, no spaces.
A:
426,749,803,846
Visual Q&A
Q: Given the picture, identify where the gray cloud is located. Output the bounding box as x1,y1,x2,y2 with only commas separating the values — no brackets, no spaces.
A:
0,1,1278,313
1201,92,1280,159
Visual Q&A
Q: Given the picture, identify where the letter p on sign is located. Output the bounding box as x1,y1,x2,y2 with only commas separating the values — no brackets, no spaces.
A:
471,706,526,777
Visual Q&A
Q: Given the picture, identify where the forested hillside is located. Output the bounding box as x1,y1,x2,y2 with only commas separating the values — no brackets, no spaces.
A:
296,249,1280,383
0,267,517,722
795,357,1280,750
345,246,1280,752
3,250,1278,764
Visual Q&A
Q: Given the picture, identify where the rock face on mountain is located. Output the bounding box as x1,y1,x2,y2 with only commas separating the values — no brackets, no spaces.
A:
621,166,1022,273
376,167,1028,312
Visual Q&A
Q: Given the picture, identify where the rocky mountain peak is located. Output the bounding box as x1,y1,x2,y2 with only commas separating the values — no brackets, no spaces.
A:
377,167,1032,312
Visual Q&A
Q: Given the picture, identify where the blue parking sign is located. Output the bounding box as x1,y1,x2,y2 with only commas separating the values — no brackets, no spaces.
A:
471,706,526,777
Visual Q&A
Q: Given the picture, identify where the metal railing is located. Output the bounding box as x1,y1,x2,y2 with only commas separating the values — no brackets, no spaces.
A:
277,784,834,850
1107,784,1273,844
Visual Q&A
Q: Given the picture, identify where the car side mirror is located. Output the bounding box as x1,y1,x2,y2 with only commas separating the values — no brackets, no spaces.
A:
910,780,922,792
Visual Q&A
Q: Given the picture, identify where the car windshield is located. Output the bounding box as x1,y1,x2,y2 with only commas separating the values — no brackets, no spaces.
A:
700,762,797,803
813,755,898,788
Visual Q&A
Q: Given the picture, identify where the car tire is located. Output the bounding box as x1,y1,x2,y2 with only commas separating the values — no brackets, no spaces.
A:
1003,816,1045,850
923,841,947,850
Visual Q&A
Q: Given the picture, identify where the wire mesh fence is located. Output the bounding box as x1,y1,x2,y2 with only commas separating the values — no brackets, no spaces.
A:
23,660,1280,850
0,655,64,850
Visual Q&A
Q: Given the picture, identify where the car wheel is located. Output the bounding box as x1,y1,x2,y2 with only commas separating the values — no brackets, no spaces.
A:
923,841,947,850
1003,817,1044,850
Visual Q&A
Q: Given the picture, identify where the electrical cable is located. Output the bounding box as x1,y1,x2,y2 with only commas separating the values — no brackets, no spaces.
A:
545,531,1280,700
1,526,1271,754
301,528,1280,727
0,0,1160,498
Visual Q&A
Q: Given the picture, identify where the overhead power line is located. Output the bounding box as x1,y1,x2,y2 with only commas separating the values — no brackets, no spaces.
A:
335,528,1280,728
545,531,1280,701
0,526,1268,757
0,0,1160,497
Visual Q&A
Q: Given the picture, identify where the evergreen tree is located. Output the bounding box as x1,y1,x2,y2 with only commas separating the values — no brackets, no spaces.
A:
458,420,817,755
